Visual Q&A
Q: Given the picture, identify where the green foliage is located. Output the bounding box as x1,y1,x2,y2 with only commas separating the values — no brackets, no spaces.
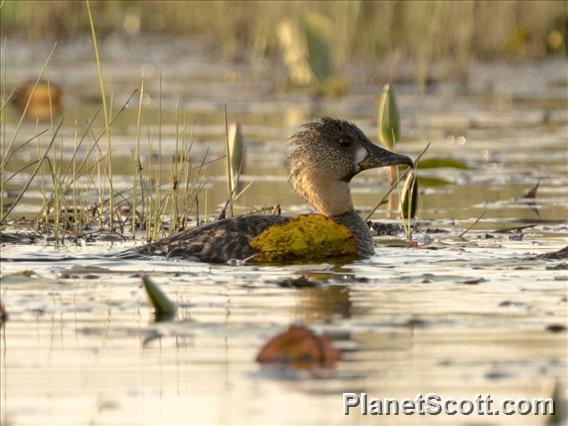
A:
277,12,349,96
227,123,245,189
250,214,357,263
377,84,400,150
142,275,177,321
2,1,564,72
301,12,333,86
417,176,451,187
399,170,418,220
417,158,469,169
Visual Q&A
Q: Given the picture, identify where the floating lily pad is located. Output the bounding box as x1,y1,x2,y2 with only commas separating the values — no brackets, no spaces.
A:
417,176,452,187
250,214,357,263
417,158,469,169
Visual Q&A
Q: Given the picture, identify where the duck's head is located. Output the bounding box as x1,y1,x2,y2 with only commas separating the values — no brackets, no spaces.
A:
289,117,413,216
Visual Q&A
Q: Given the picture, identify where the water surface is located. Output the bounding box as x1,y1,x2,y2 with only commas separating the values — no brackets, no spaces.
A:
1,36,567,425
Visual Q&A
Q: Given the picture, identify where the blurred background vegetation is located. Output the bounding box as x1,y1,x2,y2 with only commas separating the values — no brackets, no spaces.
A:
2,0,566,68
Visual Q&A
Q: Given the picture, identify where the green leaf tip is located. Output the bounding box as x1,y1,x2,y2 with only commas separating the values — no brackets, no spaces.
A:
377,84,400,149
399,170,419,219
142,275,177,320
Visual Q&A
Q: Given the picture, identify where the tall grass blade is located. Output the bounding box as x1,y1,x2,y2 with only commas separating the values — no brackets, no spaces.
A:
223,105,234,217
86,0,114,230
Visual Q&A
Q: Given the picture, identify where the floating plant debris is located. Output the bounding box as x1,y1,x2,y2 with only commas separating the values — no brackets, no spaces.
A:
277,276,320,288
256,325,341,369
417,158,469,169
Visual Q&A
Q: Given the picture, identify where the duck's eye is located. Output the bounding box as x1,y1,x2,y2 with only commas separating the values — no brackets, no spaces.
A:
338,136,353,147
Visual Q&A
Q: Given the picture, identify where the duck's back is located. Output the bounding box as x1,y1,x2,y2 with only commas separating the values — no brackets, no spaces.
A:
123,215,291,263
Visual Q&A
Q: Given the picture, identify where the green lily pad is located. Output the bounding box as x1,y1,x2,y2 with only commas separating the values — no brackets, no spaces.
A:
417,176,452,187
417,158,469,169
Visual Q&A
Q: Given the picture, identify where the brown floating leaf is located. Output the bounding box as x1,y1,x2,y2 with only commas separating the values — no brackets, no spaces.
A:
13,79,63,121
250,214,357,263
256,325,341,369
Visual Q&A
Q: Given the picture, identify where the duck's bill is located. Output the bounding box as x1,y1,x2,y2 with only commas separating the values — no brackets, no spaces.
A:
358,144,413,170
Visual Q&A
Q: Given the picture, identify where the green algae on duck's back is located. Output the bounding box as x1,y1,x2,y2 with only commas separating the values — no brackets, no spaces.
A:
250,214,357,263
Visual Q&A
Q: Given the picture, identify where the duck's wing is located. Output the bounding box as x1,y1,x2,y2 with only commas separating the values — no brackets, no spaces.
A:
119,215,291,263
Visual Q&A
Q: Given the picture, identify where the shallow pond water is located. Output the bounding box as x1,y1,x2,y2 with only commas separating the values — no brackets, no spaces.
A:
1,36,567,425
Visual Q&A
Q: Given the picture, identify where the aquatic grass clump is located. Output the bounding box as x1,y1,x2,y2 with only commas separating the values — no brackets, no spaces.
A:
0,6,221,240
2,1,215,243
0,64,213,245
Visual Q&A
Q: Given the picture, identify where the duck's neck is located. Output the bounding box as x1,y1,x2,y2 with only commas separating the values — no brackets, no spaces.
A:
299,176,354,217
330,210,375,257
297,177,374,257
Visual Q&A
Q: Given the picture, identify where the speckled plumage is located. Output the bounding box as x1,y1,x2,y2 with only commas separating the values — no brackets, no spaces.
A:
121,215,291,263
331,210,375,257
122,118,412,263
